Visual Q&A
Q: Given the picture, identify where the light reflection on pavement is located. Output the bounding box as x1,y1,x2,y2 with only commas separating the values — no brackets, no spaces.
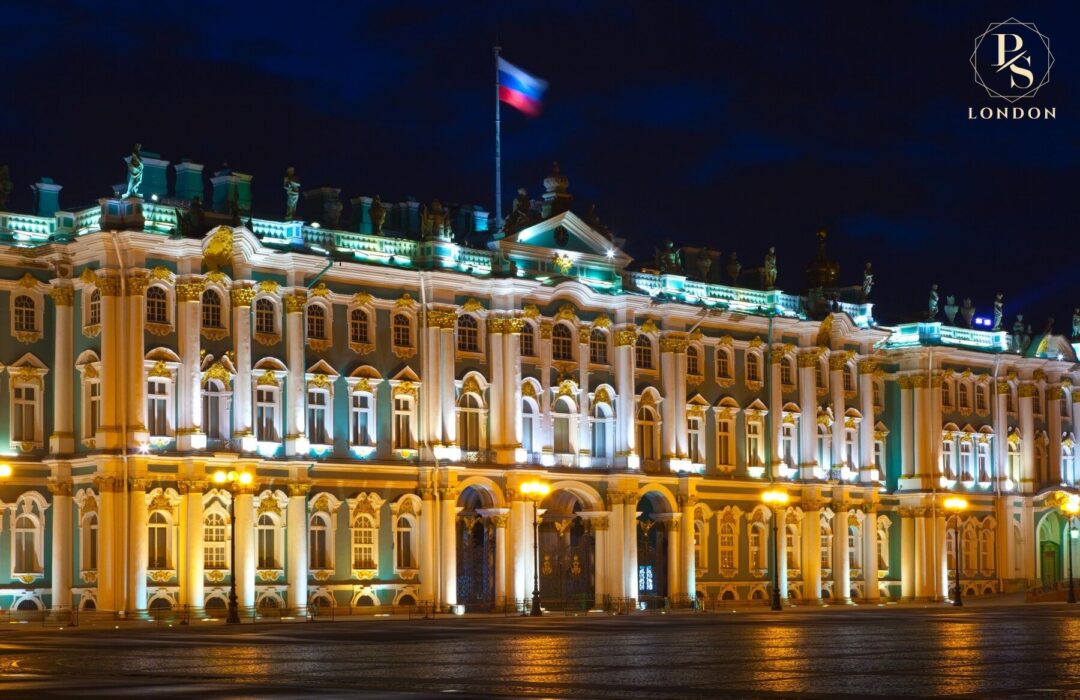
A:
1,605,1079,698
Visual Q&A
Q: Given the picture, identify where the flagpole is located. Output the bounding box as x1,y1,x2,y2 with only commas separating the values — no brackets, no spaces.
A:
494,45,502,227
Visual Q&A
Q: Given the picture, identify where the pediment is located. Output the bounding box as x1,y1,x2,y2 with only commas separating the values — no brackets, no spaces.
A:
500,211,631,267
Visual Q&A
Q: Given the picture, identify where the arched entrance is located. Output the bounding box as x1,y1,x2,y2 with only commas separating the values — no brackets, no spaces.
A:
457,486,496,610
1037,512,1063,589
636,491,674,606
538,490,595,610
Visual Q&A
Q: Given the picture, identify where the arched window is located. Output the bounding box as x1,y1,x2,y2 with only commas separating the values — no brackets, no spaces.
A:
392,313,411,349
552,324,573,361
306,304,327,340
979,529,994,572
945,528,957,571
146,286,168,325
201,289,223,329
457,392,484,451
553,396,575,455
635,335,653,370
395,516,416,569
257,514,277,569
14,515,39,573
719,523,735,570
975,385,988,413
749,523,764,570
786,524,799,570
352,513,376,569
457,315,479,352
1036,440,1048,482
13,295,36,333
687,346,700,375
636,403,660,461
309,513,330,570
148,512,169,569
962,527,977,571
717,348,733,380
204,512,227,569
520,324,536,357
1007,440,1021,485
816,359,827,391
843,366,856,393
746,352,762,383
82,512,99,571
592,402,613,460
255,298,276,335
203,379,228,441
88,288,101,326
943,380,955,411
820,521,833,571
694,520,705,570
848,525,860,569
589,329,608,365
350,308,369,344
522,398,536,454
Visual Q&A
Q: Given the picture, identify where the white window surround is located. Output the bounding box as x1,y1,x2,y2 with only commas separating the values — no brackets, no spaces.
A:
253,295,281,338
307,492,343,575
348,492,385,575
345,371,382,451
7,359,48,450
144,487,181,575
253,490,289,571
389,378,420,454
391,494,422,576
10,492,49,577
143,358,180,444
715,506,744,577
10,290,43,342
145,283,173,329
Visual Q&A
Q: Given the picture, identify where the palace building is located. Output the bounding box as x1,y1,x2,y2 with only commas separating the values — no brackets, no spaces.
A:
0,155,1076,615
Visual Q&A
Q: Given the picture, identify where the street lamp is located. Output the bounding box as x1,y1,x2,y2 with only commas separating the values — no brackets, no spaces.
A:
761,488,789,612
520,480,551,616
944,496,968,607
1060,497,1079,604
213,468,253,624
0,463,12,478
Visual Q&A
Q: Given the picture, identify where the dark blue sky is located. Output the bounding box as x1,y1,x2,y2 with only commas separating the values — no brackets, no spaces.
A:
3,1,1077,327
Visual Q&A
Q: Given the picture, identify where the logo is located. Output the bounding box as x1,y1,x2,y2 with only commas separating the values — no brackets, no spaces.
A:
968,18,1055,120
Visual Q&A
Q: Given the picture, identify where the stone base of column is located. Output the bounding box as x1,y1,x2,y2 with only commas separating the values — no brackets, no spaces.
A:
898,476,933,490
284,436,309,456
799,464,819,480
859,466,879,484
177,431,206,451
128,428,150,449
98,428,124,450
494,446,520,465
49,433,75,454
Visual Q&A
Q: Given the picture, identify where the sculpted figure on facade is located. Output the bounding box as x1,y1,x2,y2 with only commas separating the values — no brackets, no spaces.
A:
726,251,741,284
656,239,682,275
960,297,975,328
993,293,1004,331
861,262,874,301
122,143,144,198
1072,307,1080,339
695,246,713,281
927,284,939,320
283,166,301,220
762,246,777,290
369,195,387,235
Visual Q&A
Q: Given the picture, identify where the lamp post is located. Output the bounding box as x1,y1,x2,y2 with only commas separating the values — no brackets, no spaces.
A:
943,496,968,607
1061,498,1079,604
213,469,253,624
0,463,12,479
520,480,551,616
761,488,789,611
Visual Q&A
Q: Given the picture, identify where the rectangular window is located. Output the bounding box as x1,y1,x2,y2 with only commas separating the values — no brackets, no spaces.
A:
147,380,169,437
718,420,734,466
394,397,413,449
309,527,328,570
256,388,277,442
397,526,415,568
307,390,328,444
258,526,276,569
89,381,101,436
204,516,226,570
687,417,703,463
521,329,535,357
13,385,36,443
351,393,372,446
746,421,762,466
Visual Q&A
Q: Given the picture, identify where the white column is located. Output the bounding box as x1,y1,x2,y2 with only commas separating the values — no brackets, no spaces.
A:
175,279,204,451
802,497,822,603
419,487,436,603
900,507,915,600
49,482,72,608
829,354,847,473
585,514,609,607
284,290,306,455
49,286,75,453
862,507,879,602
492,512,507,602
674,345,689,461
900,378,914,482
439,486,457,608
1019,383,1035,492
858,360,877,482
287,484,308,612
509,497,527,603
995,382,1010,487
776,506,788,602
607,497,626,599
1049,386,1064,485
1073,394,1080,485
504,323,523,458
833,501,851,604
614,328,636,467
488,319,505,461
660,341,677,463
936,512,947,602
98,275,123,449
234,489,256,608
183,481,204,610
539,322,554,454
666,519,680,597
95,476,120,611
128,479,148,612
126,274,147,448
440,326,456,449
578,330,591,466
231,285,255,445
768,350,783,475
624,494,639,600
913,376,929,480
913,508,930,600
423,319,442,448
680,496,696,598
798,351,818,479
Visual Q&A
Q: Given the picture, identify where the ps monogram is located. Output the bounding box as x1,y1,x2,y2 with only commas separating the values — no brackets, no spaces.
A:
992,33,1033,89
970,18,1053,103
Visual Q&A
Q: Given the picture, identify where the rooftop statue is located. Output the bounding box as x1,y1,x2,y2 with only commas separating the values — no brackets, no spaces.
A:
695,246,713,282
944,295,958,325
726,252,741,285
656,239,682,275
762,246,777,290
927,284,939,320
369,195,387,235
122,143,144,199
993,293,1004,331
502,187,537,235
861,262,874,301
1073,308,1080,340
0,165,11,209
283,167,301,220
421,199,452,241
960,297,975,328
805,229,839,290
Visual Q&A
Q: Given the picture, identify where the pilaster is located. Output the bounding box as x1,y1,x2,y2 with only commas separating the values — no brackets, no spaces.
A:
49,285,76,454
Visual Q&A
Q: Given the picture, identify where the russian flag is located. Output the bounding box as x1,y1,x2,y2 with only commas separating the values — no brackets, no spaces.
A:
498,57,547,117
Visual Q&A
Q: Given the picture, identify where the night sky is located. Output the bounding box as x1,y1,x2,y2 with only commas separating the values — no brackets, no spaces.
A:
3,2,1077,329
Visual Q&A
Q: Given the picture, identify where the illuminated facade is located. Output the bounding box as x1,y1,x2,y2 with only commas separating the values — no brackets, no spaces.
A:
0,158,1076,614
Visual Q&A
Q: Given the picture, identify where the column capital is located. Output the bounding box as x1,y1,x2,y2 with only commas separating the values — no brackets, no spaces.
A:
1018,382,1039,398
857,359,877,375
418,486,435,500
288,482,312,497
231,285,256,307
126,272,150,296
176,279,206,302
50,286,74,306
177,479,208,494
284,291,307,313
92,475,124,493
797,348,823,367
47,479,73,496
128,477,151,491
438,486,458,500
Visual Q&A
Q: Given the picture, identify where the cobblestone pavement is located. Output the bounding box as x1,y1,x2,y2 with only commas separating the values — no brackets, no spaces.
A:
1,604,1079,698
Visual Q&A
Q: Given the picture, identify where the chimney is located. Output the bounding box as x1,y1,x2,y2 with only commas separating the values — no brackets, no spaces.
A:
303,187,343,228
210,168,253,213
174,159,205,202
30,178,62,217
